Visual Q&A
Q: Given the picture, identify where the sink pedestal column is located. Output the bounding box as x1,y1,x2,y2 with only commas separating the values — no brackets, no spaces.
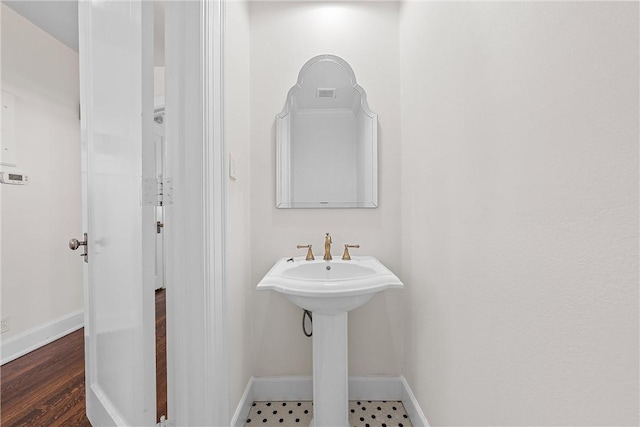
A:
311,312,349,427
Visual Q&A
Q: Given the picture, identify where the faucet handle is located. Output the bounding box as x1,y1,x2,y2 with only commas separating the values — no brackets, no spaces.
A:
296,244,315,261
342,244,360,260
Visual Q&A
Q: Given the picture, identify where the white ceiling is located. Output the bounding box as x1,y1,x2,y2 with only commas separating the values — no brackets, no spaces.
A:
4,1,79,51
3,0,165,65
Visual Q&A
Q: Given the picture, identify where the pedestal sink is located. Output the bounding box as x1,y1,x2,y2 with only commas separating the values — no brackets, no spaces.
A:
257,256,404,426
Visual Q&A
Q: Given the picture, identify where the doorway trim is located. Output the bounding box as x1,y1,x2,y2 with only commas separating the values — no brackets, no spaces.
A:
202,0,229,424
164,0,229,424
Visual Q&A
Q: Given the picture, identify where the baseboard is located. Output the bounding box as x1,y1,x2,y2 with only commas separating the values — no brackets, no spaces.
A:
230,377,255,427
400,376,430,427
254,376,313,401
230,375,429,427
0,309,84,365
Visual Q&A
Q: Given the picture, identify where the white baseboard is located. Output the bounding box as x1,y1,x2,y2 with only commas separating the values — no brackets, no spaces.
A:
400,376,430,427
230,375,429,427
0,309,84,365
230,377,255,427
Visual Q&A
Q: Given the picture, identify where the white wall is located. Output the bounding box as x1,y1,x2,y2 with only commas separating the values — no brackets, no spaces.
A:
249,1,404,376
0,5,82,355
399,2,639,425
226,0,253,417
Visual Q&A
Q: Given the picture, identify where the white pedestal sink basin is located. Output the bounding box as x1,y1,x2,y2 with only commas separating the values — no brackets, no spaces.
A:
257,256,404,426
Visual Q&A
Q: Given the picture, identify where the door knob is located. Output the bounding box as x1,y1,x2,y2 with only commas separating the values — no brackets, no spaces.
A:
69,237,87,250
69,233,88,263
156,221,164,234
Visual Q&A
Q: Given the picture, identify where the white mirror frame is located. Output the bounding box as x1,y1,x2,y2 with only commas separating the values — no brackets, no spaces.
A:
276,54,378,208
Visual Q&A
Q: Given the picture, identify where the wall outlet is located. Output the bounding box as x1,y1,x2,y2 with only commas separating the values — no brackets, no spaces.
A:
0,316,10,334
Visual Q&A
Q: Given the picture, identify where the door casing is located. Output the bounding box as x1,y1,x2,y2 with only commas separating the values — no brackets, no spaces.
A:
164,1,229,425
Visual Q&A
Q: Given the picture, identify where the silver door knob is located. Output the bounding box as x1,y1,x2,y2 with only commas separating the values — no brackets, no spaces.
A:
69,237,87,250
69,233,89,263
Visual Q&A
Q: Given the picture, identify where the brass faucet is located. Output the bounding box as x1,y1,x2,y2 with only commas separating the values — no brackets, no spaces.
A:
342,244,360,260
296,244,315,261
323,233,332,260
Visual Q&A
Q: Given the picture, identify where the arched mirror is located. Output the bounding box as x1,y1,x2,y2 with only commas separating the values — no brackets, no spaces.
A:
276,54,378,208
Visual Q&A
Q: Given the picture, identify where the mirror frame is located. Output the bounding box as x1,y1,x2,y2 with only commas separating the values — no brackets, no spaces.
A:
276,54,378,208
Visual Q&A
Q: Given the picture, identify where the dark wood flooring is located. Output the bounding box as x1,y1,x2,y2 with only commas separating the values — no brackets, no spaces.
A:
1,288,167,426
156,287,167,421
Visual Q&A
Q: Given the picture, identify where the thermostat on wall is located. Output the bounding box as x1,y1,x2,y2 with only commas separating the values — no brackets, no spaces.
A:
0,170,28,185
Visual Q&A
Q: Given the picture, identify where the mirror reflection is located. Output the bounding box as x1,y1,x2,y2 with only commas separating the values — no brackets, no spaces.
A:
276,54,378,208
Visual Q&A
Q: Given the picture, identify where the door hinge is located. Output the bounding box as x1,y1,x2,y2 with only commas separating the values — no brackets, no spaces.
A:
142,177,173,206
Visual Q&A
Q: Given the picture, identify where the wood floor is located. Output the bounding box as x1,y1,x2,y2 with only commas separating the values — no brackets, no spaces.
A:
0,289,167,426
156,287,167,422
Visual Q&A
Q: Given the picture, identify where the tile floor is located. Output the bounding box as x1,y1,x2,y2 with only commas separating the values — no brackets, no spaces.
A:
245,400,412,427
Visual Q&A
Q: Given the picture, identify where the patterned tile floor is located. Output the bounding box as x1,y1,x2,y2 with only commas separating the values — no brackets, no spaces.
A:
245,400,412,427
